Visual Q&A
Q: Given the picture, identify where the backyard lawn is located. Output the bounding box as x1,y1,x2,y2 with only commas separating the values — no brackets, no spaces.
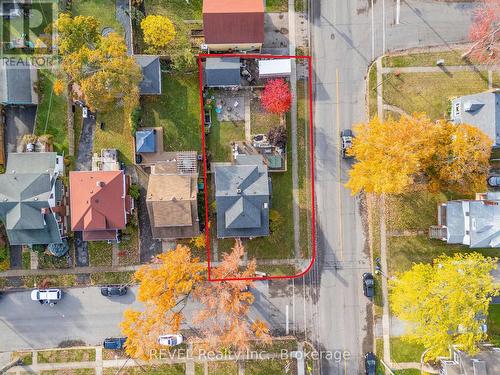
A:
72,0,124,34
141,74,202,152
250,97,281,135
146,0,203,20
383,71,492,120
266,0,289,12
94,107,134,165
206,120,245,162
35,70,68,154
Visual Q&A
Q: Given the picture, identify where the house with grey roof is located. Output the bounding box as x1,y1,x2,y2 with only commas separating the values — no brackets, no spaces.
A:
429,192,500,248
0,64,38,105
204,57,241,87
451,91,499,148
0,152,68,245
441,346,500,375
134,55,162,95
214,155,270,238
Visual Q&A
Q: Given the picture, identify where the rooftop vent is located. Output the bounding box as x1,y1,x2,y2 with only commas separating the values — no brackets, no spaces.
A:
236,188,242,194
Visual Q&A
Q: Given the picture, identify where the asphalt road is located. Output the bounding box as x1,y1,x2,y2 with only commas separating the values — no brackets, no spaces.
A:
309,0,476,373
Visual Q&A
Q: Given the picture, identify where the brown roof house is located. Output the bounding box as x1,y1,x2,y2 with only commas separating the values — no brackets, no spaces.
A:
203,0,264,52
70,170,133,241
146,152,200,240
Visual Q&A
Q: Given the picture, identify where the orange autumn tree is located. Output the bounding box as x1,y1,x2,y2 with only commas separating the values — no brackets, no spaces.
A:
464,0,500,63
121,241,271,359
346,114,492,195
120,245,204,359
193,239,271,352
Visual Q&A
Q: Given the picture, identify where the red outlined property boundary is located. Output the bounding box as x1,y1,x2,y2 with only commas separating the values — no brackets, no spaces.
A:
197,53,316,282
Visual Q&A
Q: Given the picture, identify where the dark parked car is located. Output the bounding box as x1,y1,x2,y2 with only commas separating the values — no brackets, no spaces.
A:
363,273,375,298
364,352,376,375
488,175,500,188
340,129,354,159
100,285,127,297
103,337,127,350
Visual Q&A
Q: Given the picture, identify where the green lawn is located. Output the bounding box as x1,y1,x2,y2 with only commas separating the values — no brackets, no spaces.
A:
37,348,96,363
146,0,203,20
0,245,9,271
390,337,425,363
266,0,288,12
206,120,245,162
383,71,491,120
388,235,500,275
207,361,237,375
73,0,124,34
368,63,378,118
22,251,31,270
141,74,202,152
393,370,421,375
488,304,500,346
386,190,448,232
94,107,134,165
88,241,113,267
41,370,95,375
250,97,281,135
90,271,135,285
118,222,140,266
382,50,470,68
35,70,68,155
245,359,295,375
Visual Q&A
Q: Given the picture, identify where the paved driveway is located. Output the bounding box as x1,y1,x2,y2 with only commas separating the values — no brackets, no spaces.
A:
4,106,36,154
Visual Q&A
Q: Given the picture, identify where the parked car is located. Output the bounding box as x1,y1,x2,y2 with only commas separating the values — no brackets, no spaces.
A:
100,285,127,297
31,289,62,306
103,337,127,350
364,352,376,375
487,175,500,188
362,273,375,298
158,334,183,347
340,129,354,159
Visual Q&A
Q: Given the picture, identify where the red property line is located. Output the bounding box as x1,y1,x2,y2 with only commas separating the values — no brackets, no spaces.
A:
197,53,316,282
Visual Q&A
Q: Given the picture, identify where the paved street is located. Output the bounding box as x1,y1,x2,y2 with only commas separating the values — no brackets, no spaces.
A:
0,283,301,351
309,0,476,373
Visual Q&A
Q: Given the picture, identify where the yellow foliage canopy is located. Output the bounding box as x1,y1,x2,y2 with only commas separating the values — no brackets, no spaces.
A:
141,15,176,49
389,253,499,361
346,114,492,195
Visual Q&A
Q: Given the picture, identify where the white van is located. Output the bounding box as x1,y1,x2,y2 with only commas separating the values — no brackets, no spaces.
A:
31,289,62,306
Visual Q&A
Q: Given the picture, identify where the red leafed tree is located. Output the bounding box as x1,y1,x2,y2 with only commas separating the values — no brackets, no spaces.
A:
193,239,271,352
260,79,292,115
464,0,500,63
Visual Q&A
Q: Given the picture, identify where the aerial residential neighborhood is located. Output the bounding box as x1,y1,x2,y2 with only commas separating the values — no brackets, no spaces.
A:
0,0,498,374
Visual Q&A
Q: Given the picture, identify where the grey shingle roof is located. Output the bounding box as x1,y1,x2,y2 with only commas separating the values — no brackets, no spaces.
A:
0,64,38,105
445,192,500,248
451,91,500,147
204,58,241,87
0,153,63,245
215,156,270,238
134,55,162,95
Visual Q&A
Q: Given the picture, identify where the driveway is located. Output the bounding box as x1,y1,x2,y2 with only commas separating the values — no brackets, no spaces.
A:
75,110,96,172
4,105,36,154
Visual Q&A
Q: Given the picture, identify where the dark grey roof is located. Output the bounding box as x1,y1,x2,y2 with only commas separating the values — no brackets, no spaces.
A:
204,57,241,87
134,55,161,95
0,153,62,245
451,91,500,147
215,156,270,238
0,64,38,105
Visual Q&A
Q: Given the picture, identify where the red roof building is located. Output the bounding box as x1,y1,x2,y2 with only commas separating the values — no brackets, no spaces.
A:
203,0,264,51
69,170,132,241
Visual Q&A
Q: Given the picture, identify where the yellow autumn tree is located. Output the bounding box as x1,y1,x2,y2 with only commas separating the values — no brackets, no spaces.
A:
141,15,176,49
120,245,204,360
62,33,142,112
390,253,499,361
346,113,492,195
